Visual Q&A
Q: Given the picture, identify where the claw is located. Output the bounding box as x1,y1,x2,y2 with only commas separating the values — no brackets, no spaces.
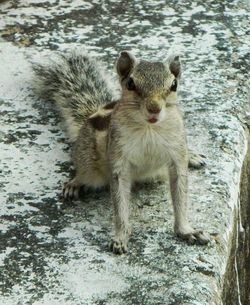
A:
177,229,210,246
188,152,206,169
63,178,82,200
110,238,128,255
73,187,79,199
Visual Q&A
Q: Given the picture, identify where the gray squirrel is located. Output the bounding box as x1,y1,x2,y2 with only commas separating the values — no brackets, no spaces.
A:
33,50,209,254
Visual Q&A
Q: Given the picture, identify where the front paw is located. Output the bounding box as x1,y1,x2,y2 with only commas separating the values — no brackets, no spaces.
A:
110,237,128,255
188,152,206,169
176,228,210,245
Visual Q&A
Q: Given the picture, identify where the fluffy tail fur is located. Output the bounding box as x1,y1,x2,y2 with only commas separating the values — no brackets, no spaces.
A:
33,51,119,142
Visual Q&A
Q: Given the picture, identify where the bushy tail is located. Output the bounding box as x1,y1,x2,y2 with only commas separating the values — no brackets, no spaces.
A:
33,51,119,142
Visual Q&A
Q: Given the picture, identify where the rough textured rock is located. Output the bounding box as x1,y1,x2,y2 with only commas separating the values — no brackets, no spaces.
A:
0,1,249,304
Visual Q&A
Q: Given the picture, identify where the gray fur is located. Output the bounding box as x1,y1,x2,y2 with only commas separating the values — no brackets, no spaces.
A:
33,51,119,142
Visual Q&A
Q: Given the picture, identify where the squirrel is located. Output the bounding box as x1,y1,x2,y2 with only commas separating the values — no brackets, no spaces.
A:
33,50,209,254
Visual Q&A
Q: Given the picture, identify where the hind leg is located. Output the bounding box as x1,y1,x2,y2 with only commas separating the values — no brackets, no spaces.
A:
63,123,110,199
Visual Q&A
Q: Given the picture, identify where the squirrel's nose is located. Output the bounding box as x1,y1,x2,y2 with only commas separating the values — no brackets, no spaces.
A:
146,104,161,114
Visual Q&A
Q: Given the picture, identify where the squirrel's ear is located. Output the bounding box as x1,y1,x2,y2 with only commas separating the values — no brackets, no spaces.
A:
116,51,136,78
166,55,181,78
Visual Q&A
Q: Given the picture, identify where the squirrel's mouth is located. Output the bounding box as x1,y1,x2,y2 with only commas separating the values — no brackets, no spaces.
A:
147,113,159,124
148,117,158,123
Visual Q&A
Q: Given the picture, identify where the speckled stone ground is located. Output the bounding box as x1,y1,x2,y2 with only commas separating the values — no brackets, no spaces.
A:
0,1,249,305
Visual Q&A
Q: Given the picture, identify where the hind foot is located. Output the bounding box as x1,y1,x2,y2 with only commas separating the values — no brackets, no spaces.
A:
63,178,83,200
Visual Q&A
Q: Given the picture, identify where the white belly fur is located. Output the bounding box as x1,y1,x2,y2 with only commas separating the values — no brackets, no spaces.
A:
120,125,172,181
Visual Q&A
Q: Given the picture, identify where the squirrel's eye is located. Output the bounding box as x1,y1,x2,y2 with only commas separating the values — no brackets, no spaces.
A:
126,77,136,91
170,79,177,92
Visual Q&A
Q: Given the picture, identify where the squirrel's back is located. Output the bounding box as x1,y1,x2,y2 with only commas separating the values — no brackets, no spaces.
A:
33,51,119,142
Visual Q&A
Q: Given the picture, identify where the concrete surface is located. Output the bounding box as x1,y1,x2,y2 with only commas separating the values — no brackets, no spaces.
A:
0,0,249,304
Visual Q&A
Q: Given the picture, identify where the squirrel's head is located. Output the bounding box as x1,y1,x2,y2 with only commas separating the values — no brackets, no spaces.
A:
116,51,181,124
